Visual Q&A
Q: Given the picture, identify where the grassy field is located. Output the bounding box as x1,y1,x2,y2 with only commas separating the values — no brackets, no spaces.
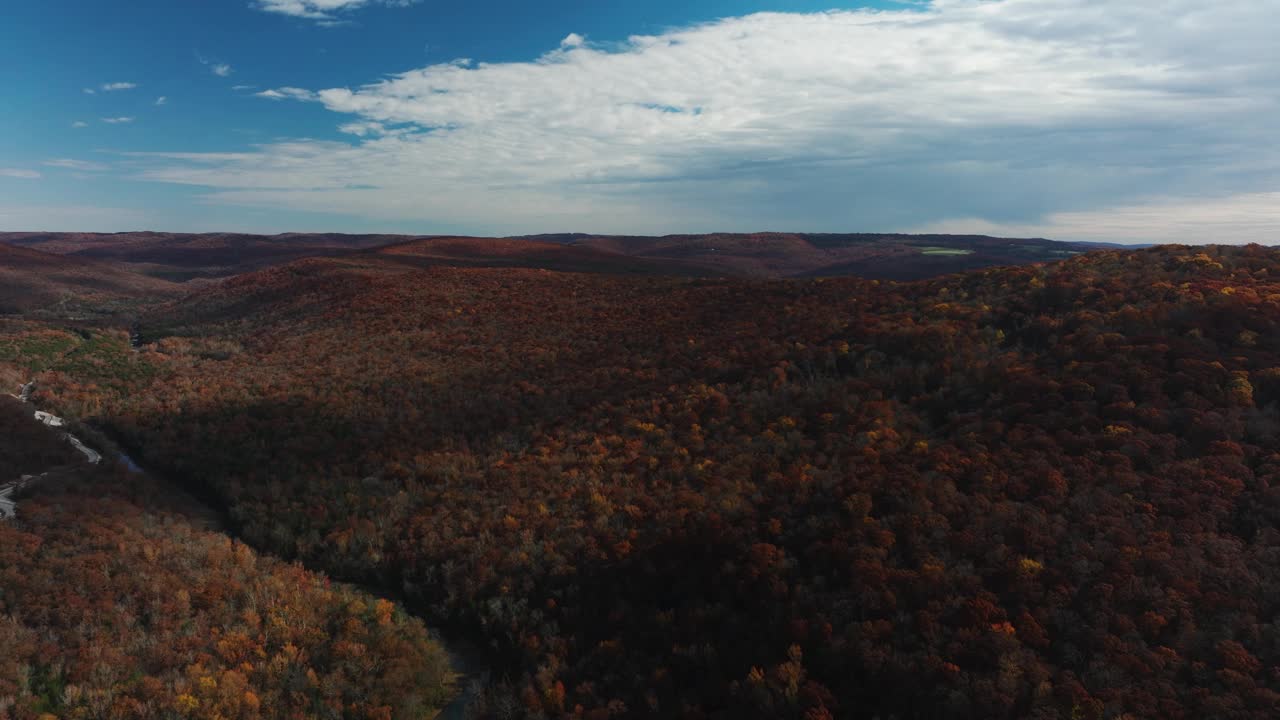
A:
915,246,975,256
0,322,157,397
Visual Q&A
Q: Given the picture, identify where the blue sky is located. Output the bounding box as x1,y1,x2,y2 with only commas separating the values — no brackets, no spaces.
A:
2,0,1277,242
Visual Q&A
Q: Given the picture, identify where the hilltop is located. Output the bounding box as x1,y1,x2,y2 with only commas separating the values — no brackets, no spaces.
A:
521,231,1110,279
1,230,1107,283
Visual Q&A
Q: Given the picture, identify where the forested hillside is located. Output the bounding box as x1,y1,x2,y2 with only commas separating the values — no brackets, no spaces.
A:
526,232,1102,279
1,231,1102,284
0,402,454,720
22,243,1280,719
0,243,177,315
0,232,405,282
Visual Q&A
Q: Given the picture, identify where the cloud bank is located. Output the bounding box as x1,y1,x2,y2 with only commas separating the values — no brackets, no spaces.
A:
142,1,1280,242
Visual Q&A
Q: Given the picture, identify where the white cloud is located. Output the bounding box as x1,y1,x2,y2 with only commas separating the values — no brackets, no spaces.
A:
338,121,386,136
232,84,257,91
155,96,168,106
334,120,416,138
139,1,1280,241
196,52,234,77
255,87,316,101
71,121,89,128
0,169,41,180
101,117,134,124
253,0,419,21
100,81,137,91
82,88,96,95
44,159,109,172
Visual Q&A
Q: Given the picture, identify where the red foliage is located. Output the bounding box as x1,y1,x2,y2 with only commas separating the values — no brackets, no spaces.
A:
27,243,1280,718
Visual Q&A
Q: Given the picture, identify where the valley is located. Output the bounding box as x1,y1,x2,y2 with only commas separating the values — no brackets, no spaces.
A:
3,234,1280,719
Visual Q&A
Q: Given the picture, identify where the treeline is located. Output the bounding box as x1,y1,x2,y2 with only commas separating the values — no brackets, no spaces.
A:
28,244,1280,718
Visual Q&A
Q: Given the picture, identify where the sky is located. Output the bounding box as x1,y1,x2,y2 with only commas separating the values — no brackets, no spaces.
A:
1,0,1277,243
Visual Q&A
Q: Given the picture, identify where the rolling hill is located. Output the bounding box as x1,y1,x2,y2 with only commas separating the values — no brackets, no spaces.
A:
368,235,707,275
0,242,179,314
525,231,1112,279
20,242,1280,720
2,230,1111,283
0,231,413,281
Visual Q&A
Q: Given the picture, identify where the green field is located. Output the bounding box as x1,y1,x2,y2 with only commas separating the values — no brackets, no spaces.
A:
916,246,975,256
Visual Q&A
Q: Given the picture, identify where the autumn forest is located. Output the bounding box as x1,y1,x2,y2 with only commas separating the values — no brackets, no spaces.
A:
3,234,1280,719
